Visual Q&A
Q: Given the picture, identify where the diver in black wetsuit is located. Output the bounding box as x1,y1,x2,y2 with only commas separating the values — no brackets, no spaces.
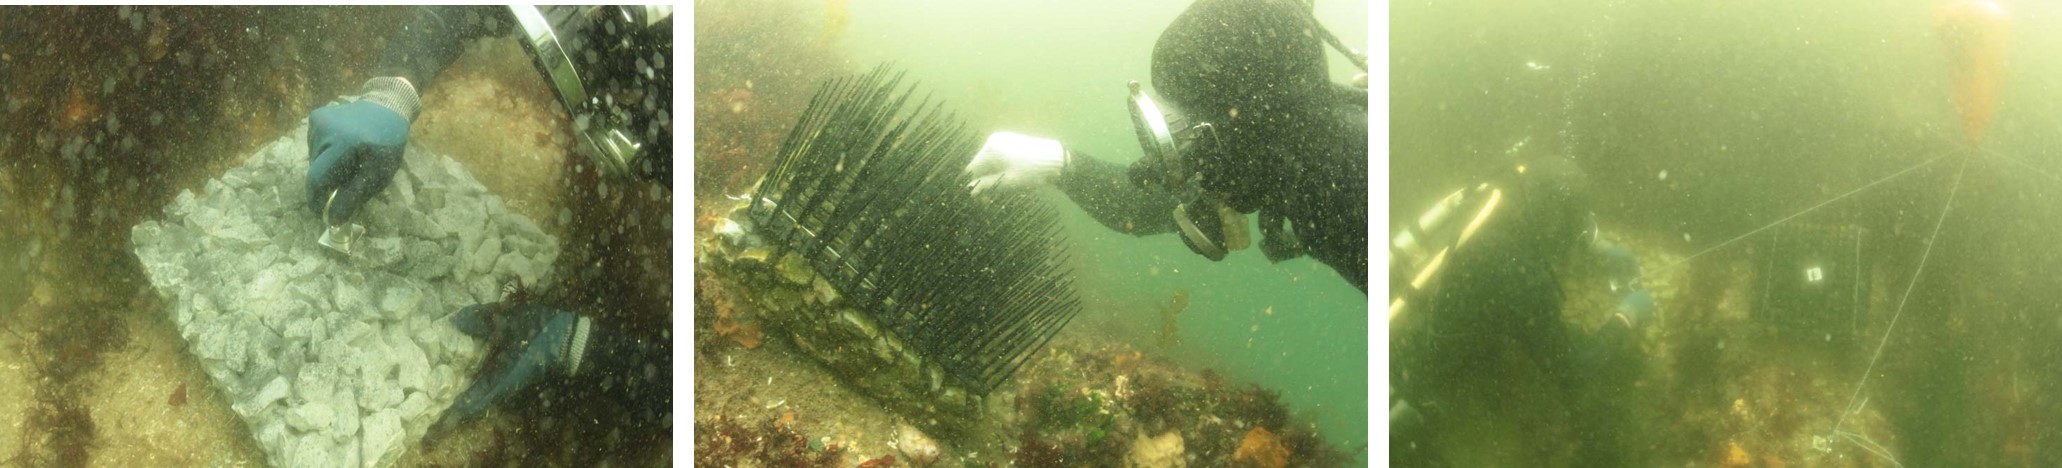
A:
297,6,670,441
962,0,1371,292
1387,157,1658,466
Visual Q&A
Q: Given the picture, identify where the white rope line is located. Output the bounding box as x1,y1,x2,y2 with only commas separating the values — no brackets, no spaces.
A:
1823,156,1968,463
1978,145,2062,184
1658,154,1951,271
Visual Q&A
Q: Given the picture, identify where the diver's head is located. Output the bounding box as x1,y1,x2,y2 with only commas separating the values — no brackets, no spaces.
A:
1143,0,1353,217
1133,0,1365,262
1150,0,1330,119
1507,156,1594,257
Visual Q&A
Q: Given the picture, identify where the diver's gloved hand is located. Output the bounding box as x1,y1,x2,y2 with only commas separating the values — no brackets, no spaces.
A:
965,131,1066,195
1594,239,1655,329
307,76,421,224
427,302,593,439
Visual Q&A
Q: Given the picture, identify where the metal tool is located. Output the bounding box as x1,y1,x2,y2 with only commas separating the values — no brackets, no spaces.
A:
317,189,364,255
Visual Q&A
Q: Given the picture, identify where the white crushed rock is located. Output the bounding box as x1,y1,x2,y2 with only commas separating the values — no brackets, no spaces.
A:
130,124,560,467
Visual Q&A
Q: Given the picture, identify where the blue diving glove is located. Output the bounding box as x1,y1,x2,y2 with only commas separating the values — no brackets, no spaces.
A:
306,76,420,224
1616,289,1656,329
1594,240,1656,329
428,302,593,439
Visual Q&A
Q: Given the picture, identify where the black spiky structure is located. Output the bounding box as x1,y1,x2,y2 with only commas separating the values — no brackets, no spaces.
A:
745,65,1081,397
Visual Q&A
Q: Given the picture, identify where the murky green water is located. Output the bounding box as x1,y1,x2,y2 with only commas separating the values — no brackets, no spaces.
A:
1395,0,2062,465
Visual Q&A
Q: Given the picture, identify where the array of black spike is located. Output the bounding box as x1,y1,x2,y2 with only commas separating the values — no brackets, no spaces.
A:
747,65,1081,396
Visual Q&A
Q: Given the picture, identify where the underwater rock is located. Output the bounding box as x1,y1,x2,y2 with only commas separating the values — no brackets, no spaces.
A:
1231,427,1289,468
380,285,423,321
1126,431,1187,468
287,435,334,467
398,391,431,422
239,375,292,418
129,124,557,467
285,401,334,432
809,276,840,306
470,237,503,275
895,422,941,466
362,410,404,467
392,331,432,392
776,251,813,285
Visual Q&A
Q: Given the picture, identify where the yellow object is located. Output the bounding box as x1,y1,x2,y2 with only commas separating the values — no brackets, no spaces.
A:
1722,442,1751,467
1232,427,1290,468
816,0,851,46
1127,431,1187,468
1454,189,1501,247
1935,0,2010,144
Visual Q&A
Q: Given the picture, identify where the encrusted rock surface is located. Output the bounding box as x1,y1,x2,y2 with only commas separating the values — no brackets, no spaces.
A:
700,204,983,436
130,124,560,467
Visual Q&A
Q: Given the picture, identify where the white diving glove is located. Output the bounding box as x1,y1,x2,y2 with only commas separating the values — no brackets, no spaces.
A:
965,131,1066,195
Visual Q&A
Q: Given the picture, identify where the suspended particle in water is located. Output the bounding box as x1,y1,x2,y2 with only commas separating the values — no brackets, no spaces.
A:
1658,170,1668,181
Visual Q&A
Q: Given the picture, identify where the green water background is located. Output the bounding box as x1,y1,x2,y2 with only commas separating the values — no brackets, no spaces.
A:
827,0,1373,454
1396,0,2062,464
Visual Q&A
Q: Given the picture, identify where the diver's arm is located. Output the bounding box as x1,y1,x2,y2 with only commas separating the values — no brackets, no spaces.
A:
372,6,513,93
305,6,512,224
964,132,1180,235
1054,152,1181,236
